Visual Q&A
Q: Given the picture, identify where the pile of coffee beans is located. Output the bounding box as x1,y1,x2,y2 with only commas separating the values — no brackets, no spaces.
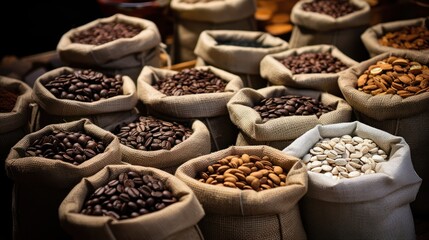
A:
42,69,123,102
196,154,288,191
180,0,221,2
217,39,272,48
357,56,429,98
302,134,388,179
114,116,193,151
70,22,143,45
253,95,336,122
278,52,349,74
378,25,429,51
302,0,359,18
153,68,228,96
25,129,106,165
81,171,177,220
0,87,18,112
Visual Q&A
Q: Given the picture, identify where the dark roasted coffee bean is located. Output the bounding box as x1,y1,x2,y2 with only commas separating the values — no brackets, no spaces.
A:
217,39,272,48
70,22,143,45
302,0,359,18
279,52,349,74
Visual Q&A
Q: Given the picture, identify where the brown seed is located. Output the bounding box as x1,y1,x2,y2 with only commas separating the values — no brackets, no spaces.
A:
223,182,237,188
273,166,283,175
357,74,368,87
251,179,260,191
268,173,281,185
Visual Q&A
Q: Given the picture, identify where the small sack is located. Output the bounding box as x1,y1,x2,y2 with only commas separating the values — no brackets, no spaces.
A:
0,76,32,158
338,51,429,216
289,0,370,61
31,66,139,131
361,17,429,58
260,44,358,97
194,29,289,89
170,0,257,63
227,86,353,150
137,65,244,151
283,121,422,240
57,13,162,80
59,164,205,240
5,119,122,240
175,145,308,240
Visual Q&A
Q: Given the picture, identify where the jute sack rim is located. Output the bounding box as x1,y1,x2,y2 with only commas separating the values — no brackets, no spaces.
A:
290,0,370,31
260,44,358,86
57,13,161,65
170,0,256,23
227,85,353,141
283,121,422,203
137,65,243,118
119,118,211,169
32,66,138,116
5,118,121,187
0,76,32,133
194,30,289,74
360,17,429,57
59,164,205,240
338,51,429,120
175,145,308,215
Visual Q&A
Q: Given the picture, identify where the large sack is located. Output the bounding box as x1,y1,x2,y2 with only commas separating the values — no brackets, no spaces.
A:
283,121,422,240
175,145,308,240
194,29,289,89
5,119,122,240
170,0,257,63
59,164,205,240
289,0,371,61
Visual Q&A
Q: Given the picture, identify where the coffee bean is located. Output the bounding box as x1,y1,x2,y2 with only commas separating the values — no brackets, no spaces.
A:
0,87,18,113
217,39,272,48
279,52,349,74
302,0,359,18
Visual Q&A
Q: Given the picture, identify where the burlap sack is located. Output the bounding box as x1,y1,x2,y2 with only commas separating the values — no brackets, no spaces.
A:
260,44,358,97
5,119,122,240
59,164,205,240
107,114,211,174
170,0,257,63
338,51,429,217
175,145,308,240
289,0,371,61
283,121,422,240
194,29,289,89
137,65,243,151
227,86,353,150
0,76,32,159
31,66,139,131
57,13,162,80
361,17,429,58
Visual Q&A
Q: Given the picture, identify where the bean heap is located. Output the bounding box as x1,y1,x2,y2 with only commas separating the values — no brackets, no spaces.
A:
43,69,123,102
197,154,288,191
153,68,228,96
114,116,193,151
302,0,359,18
379,25,429,51
253,95,335,123
217,39,272,48
357,56,429,98
302,135,388,179
70,22,143,45
81,171,177,220
0,87,18,112
279,52,349,74
25,130,106,165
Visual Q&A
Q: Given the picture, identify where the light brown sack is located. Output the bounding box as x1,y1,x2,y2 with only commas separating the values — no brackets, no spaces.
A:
175,145,308,240
289,0,370,61
260,44,358,97
137,65,243,151
59,164,205,240
5,119,122,240
170,0,257,63
227,86,353,150
338,51,429,217
57,13,162,80
361,17,429,58
283,121,422,240
194,29,289,89
31,66,139,131
0,76,32,158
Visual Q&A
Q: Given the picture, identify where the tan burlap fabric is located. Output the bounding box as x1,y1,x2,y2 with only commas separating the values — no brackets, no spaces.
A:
175,145,308,240
5,119,122,240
